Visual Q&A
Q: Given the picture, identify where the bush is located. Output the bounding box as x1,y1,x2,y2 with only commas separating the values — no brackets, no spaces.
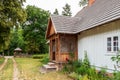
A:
40,55,49,64
32,54,48,59
32,54,49,64
32,55,44,59
62,51,114,80
68,72,82,80
112,72,120,80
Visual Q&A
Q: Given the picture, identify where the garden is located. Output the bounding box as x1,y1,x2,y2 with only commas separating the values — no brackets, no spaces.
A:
62,52,120,80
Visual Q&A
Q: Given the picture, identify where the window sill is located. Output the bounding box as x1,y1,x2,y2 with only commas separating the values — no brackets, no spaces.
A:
105,52,118,56
105,54,115,56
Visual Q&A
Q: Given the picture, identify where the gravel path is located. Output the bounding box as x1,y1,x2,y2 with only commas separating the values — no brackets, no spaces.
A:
12,58,19,80
0,58,8,71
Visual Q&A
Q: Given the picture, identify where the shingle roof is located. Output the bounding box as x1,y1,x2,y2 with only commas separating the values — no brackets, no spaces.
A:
51,15,81,34
50,0,120,34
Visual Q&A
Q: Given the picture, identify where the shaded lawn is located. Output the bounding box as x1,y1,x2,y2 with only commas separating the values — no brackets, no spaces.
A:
0,59,13,80
15,58,71,80
0,58,5,65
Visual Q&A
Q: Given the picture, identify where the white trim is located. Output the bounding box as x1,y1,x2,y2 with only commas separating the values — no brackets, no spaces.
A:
107,36,119,53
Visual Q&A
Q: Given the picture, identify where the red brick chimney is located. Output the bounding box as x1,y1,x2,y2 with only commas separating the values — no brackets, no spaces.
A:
88,0,95,6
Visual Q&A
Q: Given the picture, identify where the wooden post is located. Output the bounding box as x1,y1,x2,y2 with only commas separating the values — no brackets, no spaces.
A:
57,34,60,62
75,35,78,60
50,39,52,61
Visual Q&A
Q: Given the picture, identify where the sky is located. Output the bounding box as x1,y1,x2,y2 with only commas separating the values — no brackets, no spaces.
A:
24,0,82,16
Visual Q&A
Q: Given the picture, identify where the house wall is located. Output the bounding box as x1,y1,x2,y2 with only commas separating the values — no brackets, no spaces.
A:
60,34,77,53
58,34,78,62
78,19,120,72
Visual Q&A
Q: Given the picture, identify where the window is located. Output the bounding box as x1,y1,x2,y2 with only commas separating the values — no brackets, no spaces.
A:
107,37,111,51
113,36,118,52
107,36,119,52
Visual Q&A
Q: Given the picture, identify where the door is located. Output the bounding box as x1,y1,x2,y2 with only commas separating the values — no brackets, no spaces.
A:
52,39,56,60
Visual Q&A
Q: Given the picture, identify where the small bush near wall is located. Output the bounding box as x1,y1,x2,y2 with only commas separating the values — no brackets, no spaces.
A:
62,52,115,80
112,72,120,80
32,54,49,64
39,54,49,64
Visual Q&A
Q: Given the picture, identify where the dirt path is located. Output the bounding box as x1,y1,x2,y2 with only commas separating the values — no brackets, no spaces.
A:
0,58,8,71
12,58,19,80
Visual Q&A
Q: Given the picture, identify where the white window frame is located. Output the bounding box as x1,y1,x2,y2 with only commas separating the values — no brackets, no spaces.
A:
107,36,119,53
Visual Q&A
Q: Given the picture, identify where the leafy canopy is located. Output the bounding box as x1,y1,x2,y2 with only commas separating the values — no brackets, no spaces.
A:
53,8,59,15
23,5,50,54
0,0,27,51
62,3,72,16
79,0,88,7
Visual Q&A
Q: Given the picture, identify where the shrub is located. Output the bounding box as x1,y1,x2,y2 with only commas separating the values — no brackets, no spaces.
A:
32,54,48,59
111,50,120,69
62,51,114,80
62,51,91,75
79,75,89,80
68,72,81,80
112,72,120,80
83,51,90,69
40,55,49,64
32,55,44,59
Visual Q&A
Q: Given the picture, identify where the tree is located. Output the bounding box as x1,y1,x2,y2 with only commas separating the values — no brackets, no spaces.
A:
53,8,59,15
0,0,27,52
79,0,88,7
9,27,25,55
62,3,72,16
23,5,50,54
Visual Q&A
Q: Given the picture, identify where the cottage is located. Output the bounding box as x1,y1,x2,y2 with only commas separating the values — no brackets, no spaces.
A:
46,0,120,72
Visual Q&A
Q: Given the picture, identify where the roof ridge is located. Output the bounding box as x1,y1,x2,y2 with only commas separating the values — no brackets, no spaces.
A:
49,0,120,34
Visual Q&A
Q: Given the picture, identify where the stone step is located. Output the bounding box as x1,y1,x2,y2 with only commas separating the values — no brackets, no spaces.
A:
40,64,57,73
43,64,57,69
48,62,55,66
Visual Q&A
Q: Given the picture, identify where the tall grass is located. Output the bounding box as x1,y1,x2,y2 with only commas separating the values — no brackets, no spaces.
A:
0,58,5,65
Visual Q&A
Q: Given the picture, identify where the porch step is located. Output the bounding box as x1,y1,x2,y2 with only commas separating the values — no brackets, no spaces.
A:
40,63,57,73
48,62,55,66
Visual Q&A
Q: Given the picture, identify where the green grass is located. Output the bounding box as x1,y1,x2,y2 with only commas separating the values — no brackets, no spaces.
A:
0,59,13,80
0,58,5,65
15,57,71,80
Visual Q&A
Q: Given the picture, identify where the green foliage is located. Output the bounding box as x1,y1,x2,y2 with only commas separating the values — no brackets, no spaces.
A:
63,51,113,80
23,5,50,54
63,51,90,75
39,54,49,64
9,27,25,54
0,0,27,51
62,3,72,16
32,54,47,59
83,51,90,69
53,8,59,15
112,72,120,80
0,58,5,65
79,0,88,7
111,50,120,67
75,52,90,75
111,51,120,80
79,75,89,80
68,72,82,80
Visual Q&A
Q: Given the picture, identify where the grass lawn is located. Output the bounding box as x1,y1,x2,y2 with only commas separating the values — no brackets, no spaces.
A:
0,58,5,65
15,58,71,80
0,59,13,80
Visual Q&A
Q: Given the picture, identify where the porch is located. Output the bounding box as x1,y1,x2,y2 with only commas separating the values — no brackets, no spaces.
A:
49,34,78,63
